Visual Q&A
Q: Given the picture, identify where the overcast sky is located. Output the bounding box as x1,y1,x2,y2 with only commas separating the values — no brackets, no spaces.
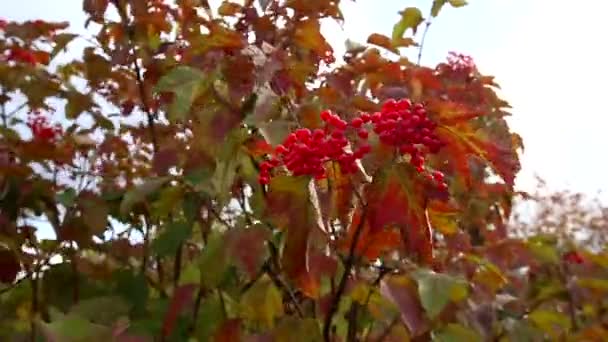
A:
5,0,608,202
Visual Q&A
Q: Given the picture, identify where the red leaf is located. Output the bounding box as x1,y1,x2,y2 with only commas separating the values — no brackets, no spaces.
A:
227,225,270,279
214,319,241,342
162,284,197,337
340,208,401,260
364,163,434,264
0,248,20,284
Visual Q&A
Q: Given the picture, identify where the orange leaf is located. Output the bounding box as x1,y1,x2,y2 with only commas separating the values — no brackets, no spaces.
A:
218,2,243,16
367,33,398,54
340,208,402,260
293,19,333,59
435,124,520,187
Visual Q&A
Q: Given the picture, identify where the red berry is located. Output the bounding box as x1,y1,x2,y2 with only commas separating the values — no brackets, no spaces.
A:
432,171,444,182
295,128,311,140
357,129,369,139
259,175,270,185
360,113,371,123
351,117,363,128
320,110,332,121
438,182,448,192
275,144,288,154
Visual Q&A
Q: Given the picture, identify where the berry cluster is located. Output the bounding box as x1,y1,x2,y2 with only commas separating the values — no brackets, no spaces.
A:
5,46,38,66
258,110,370,185
27,111,62,142
446,51,476,72
369,99,444,166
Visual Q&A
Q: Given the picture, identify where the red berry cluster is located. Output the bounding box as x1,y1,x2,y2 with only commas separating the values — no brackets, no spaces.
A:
446,51,476,72
258,110,370,185
364,99,447,190
5,47,38,66
27,111,62,142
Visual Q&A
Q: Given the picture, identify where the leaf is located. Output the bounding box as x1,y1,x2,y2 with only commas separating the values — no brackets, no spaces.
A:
340,208,401,260
80,192,109,235
120,177,170,216
427,200,459,235
199,231,229,289
226,225,270,279
218,2,243,16
0,248,20,284
528,309,571,338
39,314,112,342
195,293,225,340
435,124,520,188
113,270,149,315
162,284,197,338
51,33,77,59
265,176,314,284
380,275,427,336
214,319,241,342
412,269,468,319
273,317,322,342
154,66,212,122
240,275,284,328
431,0,468,17
293,19,333,59
433,323,481,342
367,33,398,54
364,163,433,264
69,296,130,325
152,220,191,257
392,7,423,42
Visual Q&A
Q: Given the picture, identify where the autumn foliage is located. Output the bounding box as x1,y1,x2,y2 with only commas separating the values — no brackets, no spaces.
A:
1,1,607,341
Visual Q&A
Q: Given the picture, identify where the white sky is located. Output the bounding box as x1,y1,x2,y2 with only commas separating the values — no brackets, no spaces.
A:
4,0,608,202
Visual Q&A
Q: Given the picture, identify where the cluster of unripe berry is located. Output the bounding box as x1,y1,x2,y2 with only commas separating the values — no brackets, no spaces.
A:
258,99,448,191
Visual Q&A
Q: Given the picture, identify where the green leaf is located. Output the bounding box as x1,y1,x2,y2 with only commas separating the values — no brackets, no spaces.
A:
114,270,148,316
39,315,112,342
433,323,481,342
240,274,284,328
152,220,191,257
528,309,571,338
178,261,201,286
69,296,130,325
195,293,225,340
56,188,77,207
392,7,424,42
412,269,468,319
199,231,229,289
431,0,468,17
154,66,213,122
120,176,170,216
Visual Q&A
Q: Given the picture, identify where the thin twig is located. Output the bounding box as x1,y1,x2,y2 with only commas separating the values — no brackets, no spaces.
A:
416,20,432,65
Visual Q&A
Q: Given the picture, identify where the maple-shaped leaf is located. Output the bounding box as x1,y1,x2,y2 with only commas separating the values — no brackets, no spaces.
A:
364,163,434,264
226,224,270,279
340,207,401,260
264,176,316,285
435,117,520,187
293,19,333,60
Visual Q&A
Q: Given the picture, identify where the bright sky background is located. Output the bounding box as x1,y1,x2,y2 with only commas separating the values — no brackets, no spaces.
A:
4,0,608,203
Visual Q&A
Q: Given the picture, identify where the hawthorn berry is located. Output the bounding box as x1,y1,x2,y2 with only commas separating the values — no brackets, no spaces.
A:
27,111,62,142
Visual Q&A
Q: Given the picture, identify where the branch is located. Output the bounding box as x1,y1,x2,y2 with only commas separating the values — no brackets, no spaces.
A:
416,20,432,66
323,206,368,342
